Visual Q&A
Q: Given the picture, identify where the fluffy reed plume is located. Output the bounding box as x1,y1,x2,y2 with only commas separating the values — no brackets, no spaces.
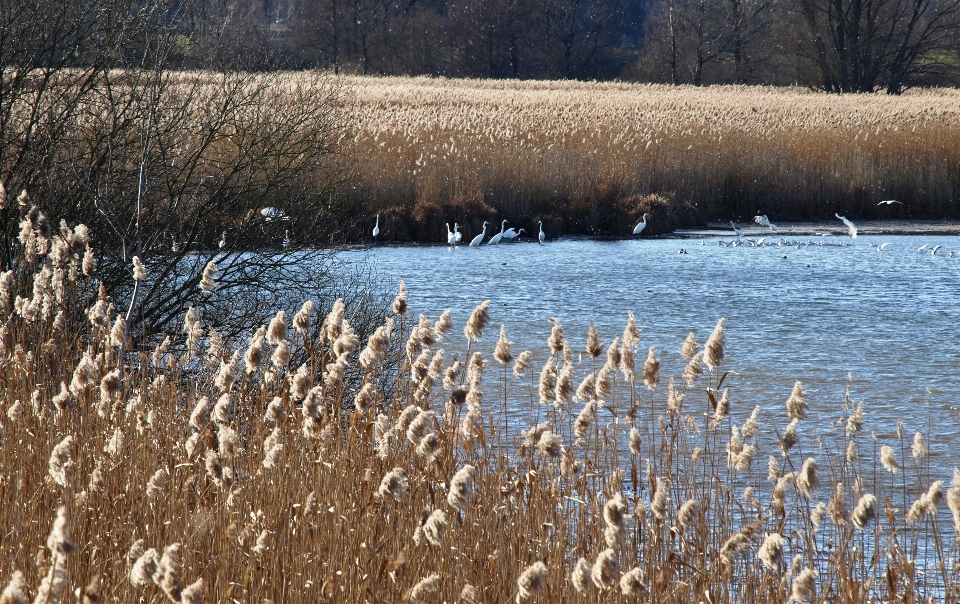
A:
642,347,660,389
591,549,619,589
199,260,218,294
703,318,725,368
536,431,562,458
213,393,235,425
791,568,817,603
741,406,760,439
466,352,486,388
459,584,479,604
810,502,826,527
780,419,799,453
619,339,635,381
132,255,147,281
110,315,126,347
846,401,864,435
785,382,808,420
447,465,476,510
586,321,603,359
391,280,408,316
46,507,76,555
266,310,287,345
948,480,960,532
263,428,284,469
682,353,703,386
757,533,783,570
575,374,596,402
571,558,591,593
720,531,752,565
711,388,730,426
538,363,556,405
851,493,877,529
680,332,698,359
555,364,574,406
377,467,409,501
407,409,436,445
252,530,270,555
409,574,440,604
623,311,640,348
797,458,819,497
574,401,596,438
422,509,448,546
651,477,668,520
912,431,927,459
443,359,461,390
48,436,75,488
181,579,203,604
619,567,647,596
244,326,266,374
603,493,627,547
880,445,900,473
293,300,314,334
359,318,393,369
130,549,160,587
69,353,97,395
146,469,167,499
516,561,548,600
546,319,564,355
433,309,453,339
156,544,183,601
493,324,513,364
0,570,28,604
513,350,531,377
907,480,944,523
676,499,698,528
463,300,490,341
215,351,240,393
592,364,612,399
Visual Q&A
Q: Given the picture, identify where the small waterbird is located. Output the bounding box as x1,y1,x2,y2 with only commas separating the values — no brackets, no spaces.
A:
875,242,891,251
372,215,380,239
835,214,857,238
538,221,545,245
282,230,291,249
470,221,488,247
488,220,507,245
754,215,778,232
877,200,903,206
219,231,226,249
730,221,743,238
633,213,651,235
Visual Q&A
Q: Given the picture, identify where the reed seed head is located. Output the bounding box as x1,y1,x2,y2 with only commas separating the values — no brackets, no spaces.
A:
547,319,564,355
591,548,619,589
642,347,660,389
392,280,408,316
447,465,476,510
571,557,591,593
791,568,817,603
513,350,531,377
516,561,547,600
912,431,926,459
555,364,574,406
377,468,409,501
409,574,440,604
680,331,698,359
651,477,668,520
493,324,513,364
434,308,453,339
463,300,490,341
623,311,640,348
852,493,877,529
130,548,160,588
181,578,203,604
575,373,596,402
536,431,562,458
781,419,799,453
459,584,479,604
586,321,603,358
0,570,28,604
132,255,147,281
574,401,596,438
785,381,807,420
48,436,75,488
538,362,556,405
758,533,784,570
422,509,448,546
703,318,725,368
880,445,899,473
293,300,314,334
46,506,76,555
797,458,819,497
677,498,698,528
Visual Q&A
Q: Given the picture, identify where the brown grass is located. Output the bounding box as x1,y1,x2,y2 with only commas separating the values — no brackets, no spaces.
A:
337,77,960,241
3,205,960,603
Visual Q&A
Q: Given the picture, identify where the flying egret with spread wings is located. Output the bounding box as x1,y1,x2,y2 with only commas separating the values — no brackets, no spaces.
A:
835,213,857,238
754,215,778,232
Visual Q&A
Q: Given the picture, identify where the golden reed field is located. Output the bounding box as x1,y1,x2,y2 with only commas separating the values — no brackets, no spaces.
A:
338,77,960,240
4,196,960,602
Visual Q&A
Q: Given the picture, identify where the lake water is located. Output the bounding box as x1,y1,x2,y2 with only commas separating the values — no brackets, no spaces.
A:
342,234,960,474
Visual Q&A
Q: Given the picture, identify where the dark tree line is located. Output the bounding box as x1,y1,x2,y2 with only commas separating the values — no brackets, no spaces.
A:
178,0,960,88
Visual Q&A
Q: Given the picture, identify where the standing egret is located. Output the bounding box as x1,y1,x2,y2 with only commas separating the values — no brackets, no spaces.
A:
170,234,182,253
488,220,507,245
538,221,545,245
282,230,291,249
453,223,461,246
730,221,743,238
502,227,525,240
835,213,857,238
218,231,227,249
754,215,778,232
446,223,459,246
372,215,380,239
470,221,488,247
633,213,651,235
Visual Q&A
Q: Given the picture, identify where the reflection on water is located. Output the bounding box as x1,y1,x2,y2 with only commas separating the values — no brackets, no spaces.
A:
341,235,960,473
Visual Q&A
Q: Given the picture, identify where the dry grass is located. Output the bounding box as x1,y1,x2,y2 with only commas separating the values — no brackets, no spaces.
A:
4,204,960,603
337,77,960,240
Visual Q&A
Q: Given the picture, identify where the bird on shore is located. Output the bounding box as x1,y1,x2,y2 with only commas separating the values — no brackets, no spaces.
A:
538,221,545,245
633,213,651,235
730,221,743,238
835,213,857,238
372,215,380,239
502,227,525,240
754,215,778,232
219,231,227,249
282,230,291,249
878,200,903,206
470,221,488,247
488,220,507,245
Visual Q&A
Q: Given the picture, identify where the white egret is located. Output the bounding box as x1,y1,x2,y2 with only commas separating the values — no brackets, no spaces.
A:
469,221,488,247
372,215,380,239
282,230,291,249
932,244,942,255
753,215,778,232
260,207,288,221
170,234,182,253
446,223,457,245
219,231,226,249
633,213,651,235
488,220,507,245
730,221,743,238
877,200,903,206
502,227,525,240
835,213,857,238
538,221,545,245
454,224,462,244
875,242,891,251
917,244,928,252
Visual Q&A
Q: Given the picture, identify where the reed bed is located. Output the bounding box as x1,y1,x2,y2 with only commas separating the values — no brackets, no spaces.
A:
3,201,960,603
339,77,960,240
